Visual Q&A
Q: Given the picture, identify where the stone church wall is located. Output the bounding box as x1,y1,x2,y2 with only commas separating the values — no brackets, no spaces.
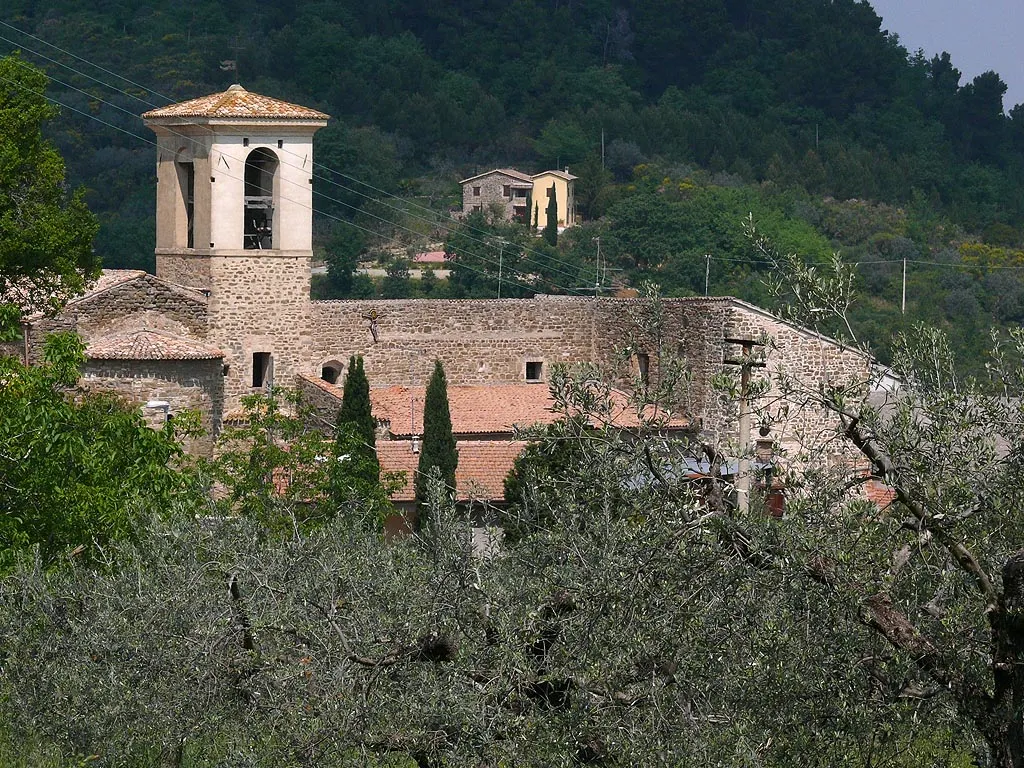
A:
81,358,224,455
309,296,600,389
205,254,312,405
27,275,209,363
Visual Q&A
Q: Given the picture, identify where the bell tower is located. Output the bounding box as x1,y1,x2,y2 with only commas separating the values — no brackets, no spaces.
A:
143,85,329,406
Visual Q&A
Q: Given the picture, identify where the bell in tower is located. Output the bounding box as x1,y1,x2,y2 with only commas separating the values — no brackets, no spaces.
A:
142,85,329,406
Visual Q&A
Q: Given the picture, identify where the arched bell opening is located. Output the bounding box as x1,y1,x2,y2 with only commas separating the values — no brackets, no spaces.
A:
243,147,279,249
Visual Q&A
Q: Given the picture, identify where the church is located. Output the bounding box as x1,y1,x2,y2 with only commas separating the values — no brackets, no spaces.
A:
18,85,870,502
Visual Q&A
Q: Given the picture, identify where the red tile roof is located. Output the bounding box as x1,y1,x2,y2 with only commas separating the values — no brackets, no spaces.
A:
298,375,689,437
87,329,223,361
142,84,329,120
377,440,528,502
864,479,897,508
412,251,447,264
459,168,534,185
371,383,689,436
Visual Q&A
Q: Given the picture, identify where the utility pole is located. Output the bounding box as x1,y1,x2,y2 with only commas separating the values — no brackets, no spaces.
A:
497,239,505,299
902,258,907,315
724,338,765,515
593,236,602,294
705,253,711,296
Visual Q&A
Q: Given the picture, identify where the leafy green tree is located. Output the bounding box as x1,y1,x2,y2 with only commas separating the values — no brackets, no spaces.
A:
0,53,99,325
415,360,457,508
542,184,558,246
0,333,188,567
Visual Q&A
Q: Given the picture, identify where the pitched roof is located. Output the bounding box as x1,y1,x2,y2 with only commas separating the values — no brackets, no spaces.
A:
142,84,329,121
370,383,690,437
377,440,528,502
459,168,534,185
372,383,558,436
87,329,223,361
532,169,578,181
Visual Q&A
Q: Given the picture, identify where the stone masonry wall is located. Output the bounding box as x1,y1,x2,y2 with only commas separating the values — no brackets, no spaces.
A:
309,296,599,388
27,275,209,363
711,302,871,461
461,172,527,221
207,254,312,408
156,251,214,292
81,358,224,455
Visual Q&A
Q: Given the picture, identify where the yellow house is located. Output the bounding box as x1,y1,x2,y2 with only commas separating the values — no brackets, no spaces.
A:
531,169,577,230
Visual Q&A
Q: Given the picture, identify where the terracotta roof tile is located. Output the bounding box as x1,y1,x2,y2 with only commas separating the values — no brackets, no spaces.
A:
87,329,223,361
412,251,448,264
533,169,578,181
864,479,897,508
142,84,329,120
372,384,557,436
377,440,528,502
370,383,689,436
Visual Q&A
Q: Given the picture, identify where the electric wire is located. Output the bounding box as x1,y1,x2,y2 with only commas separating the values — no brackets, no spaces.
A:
0,70,565,296
5,23,1024,283
0,25,593,287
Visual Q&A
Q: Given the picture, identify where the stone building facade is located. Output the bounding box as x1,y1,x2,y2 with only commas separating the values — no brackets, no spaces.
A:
19,86,871,498
459,169,533,222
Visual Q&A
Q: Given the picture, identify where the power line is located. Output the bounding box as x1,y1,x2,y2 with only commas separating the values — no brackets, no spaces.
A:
0,24,592,286
0,71,559,297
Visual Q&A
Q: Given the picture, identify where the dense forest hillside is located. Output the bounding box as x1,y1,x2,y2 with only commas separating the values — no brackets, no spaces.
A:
4,0,1024,364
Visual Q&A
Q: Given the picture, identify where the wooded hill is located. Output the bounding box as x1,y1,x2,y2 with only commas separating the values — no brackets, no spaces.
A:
4,0,1024,365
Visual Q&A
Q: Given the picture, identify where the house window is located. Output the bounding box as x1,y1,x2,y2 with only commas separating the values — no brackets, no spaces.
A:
473,204,482,212
546,186,554,198
636,352,650,385
473,186,481,197
503,184,511,198
252,352,272,388
513,188,527,198
525,361,543,382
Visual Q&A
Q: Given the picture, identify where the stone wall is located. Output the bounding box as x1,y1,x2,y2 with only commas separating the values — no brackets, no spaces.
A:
309,296,600,389
81,358,224,455
461,171,528,221
206,254,312,407
27,274,209,363
306,295,868,463
715,301,871,461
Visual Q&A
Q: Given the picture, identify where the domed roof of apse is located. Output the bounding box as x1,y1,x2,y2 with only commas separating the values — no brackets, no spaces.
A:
142,84,329,121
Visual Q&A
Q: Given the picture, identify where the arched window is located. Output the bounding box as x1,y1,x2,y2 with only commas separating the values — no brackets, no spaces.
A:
321,360,344,385
174,147,194,248
243,148,279,249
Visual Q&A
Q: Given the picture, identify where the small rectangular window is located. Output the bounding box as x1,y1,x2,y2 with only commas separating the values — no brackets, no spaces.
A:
473,186,481,197
277,139,283,148
473,204,482,212
503,184,511,197
525,361,543,382
546,187,554,198
243,137,249,147
252,352,272,388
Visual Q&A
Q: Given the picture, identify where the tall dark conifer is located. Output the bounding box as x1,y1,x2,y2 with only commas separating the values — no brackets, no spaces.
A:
543,185,558,245
415,360,458,506
335,356,378,480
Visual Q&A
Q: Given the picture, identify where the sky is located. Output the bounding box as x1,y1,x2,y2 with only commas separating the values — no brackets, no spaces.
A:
869,0,1024,111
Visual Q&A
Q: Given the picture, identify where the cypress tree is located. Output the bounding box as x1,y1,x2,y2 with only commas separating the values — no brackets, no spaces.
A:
415,360,458,506
543,184,558,245
335,355,378,481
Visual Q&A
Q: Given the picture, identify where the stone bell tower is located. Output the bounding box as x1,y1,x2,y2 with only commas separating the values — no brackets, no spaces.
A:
143,85,329,406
